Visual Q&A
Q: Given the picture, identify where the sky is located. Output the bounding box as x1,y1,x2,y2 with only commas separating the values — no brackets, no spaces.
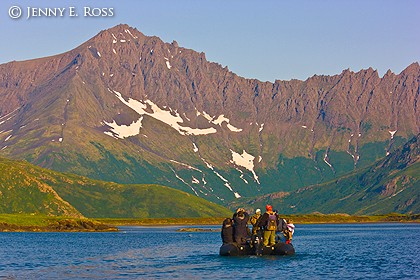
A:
0,0,419,82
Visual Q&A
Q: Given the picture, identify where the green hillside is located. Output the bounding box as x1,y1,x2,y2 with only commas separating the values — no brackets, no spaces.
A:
0,157,230,218
231,134,419,215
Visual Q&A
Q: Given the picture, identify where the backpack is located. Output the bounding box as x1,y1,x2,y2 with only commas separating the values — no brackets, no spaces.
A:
266,213,277,231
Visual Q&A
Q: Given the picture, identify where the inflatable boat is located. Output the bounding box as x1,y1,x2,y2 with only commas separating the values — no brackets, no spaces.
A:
219,242,295,256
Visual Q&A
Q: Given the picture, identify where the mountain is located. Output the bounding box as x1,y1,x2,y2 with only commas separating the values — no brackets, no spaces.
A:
231,134,419,214
0,156,231,218
0,24,419,205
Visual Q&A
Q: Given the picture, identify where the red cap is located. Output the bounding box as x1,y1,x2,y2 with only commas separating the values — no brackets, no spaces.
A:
266,205,272,211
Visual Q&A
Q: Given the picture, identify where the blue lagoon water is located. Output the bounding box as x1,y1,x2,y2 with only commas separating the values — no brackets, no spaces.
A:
0,223,419,279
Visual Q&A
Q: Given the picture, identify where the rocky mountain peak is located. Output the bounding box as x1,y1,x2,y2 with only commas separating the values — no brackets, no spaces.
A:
0,24,419,204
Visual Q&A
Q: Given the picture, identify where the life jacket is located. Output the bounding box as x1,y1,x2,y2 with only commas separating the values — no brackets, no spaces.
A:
250,214,260,226
266,212,277,231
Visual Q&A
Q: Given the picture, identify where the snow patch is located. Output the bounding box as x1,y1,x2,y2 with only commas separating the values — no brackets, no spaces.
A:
301,125,307,129
97,51,101,57
104,116,143,139
226,123,242,132
169,160,202,172
200,156,241,198
193,143,199,152
166,60,172,69
198,111,213,122
230,149,260,184
108,90,217,136
389,130,397,139
171,169,199,196
323,150,333,170
125,29,138,39
183,113,191,122
230,149,254,172
259,123,264,132
111,33,117,44
112,49,116,54
201,112,242,132
0,108,19,121
59,138,63,142
236,168,249,184
234,192,241,198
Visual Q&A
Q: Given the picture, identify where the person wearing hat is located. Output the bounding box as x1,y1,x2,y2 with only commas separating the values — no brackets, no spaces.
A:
232,208,250,245
250,208,262,235
257,204,278,247
249,208,263,253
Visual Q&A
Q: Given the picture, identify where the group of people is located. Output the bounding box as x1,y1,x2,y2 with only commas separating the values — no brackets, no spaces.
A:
221,204,295,248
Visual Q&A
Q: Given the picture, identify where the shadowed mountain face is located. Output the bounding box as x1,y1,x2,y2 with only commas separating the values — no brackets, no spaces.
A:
230,134,419,215
0,24,419,204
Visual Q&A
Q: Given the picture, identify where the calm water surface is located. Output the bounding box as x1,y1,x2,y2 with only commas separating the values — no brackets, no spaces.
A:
0,223,419,279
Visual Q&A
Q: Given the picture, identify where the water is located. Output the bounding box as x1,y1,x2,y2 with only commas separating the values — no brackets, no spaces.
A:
0,223,419,279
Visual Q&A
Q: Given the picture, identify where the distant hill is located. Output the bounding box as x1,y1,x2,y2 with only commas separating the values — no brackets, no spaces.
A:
0,157,230,218
230,134,419,215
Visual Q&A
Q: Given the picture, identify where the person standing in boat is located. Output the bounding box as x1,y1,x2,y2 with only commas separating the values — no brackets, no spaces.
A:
257,205,278,247
275,217,286,243
232,208,249,245
285,219,295,244
250,208,263,252
250,208,262,236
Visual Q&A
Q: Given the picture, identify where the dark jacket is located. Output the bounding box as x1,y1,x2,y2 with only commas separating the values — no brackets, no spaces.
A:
221,218,234,244
233,212,250,243
256,211,278,230
277,217,287,232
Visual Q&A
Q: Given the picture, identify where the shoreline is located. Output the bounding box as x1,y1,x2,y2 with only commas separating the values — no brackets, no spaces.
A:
97,213,420,227
0,213,418,232
0,214,118,232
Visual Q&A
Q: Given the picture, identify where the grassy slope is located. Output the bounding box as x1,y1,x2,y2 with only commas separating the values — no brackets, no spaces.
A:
0,157,231,218
230,135,419,215
0,159,83,217
279,162,419,215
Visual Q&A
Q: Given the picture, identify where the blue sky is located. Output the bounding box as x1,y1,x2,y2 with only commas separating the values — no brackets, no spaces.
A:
0,0,419,81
